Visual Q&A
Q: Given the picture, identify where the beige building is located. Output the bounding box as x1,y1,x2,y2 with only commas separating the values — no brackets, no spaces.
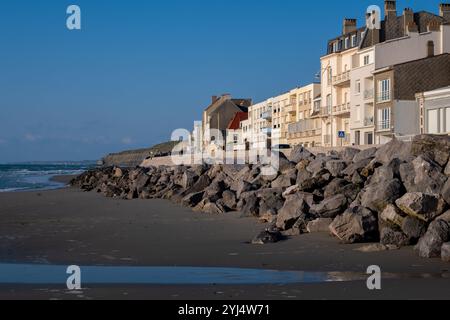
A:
416,86,450,135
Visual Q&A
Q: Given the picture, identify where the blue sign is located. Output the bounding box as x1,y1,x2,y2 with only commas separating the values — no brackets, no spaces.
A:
338,131,346,139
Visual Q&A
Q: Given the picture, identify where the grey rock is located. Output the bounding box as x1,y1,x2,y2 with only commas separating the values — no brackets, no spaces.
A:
340,148,361,162
437,210,450,223
202,202,226,215
403,156,448,194
374,138,413,164
240,193,259,217
182,192,204,207
289,146,314,163
415,220,450,258
353,147,377,163
342,158,372,177
442,243,450,262
445,162,450,177
380,225,410,247
276,193,308,230
411,135,450,167
271,170,296,189
222,190,237,210
252,228,283,245
401,216,427,241
306,158,326,175
370,159,401,184
326,160,347,177
442,179,450,205
324,179,348,198
282,185,300,198
307,218,333,233
235,180,254,199
296,169,312,185
396,192,446,222
360,179,404,213
184,174,211,195
310,194,348,219
329,206,378,244
380,204,405,227
180,170,197,189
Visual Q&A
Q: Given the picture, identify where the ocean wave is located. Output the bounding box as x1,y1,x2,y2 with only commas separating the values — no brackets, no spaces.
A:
0,187,28,193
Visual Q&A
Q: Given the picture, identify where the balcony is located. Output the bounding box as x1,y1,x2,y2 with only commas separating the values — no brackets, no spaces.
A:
364,117,374,127
285,104,296,114
364,88,374,101
377,120,391,131
377,91,391,104
261,111,272,121
332,71,350,87
261,127,272,136
320,107,331,117
333,103,350,115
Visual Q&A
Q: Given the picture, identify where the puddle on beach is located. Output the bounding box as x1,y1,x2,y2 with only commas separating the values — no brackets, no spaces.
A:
0,264,449,285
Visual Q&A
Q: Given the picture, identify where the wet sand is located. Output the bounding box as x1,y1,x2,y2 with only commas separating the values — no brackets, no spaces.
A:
0,188,449,300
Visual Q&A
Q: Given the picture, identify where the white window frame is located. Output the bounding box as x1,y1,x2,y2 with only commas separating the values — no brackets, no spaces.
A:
378,79,391,103
355,80,361,95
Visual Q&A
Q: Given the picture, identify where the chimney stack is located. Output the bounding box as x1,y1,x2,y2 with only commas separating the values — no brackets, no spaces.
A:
440,3,450,20
403,8,417,35
212,95,219,104
343,18,357,35
385,1,397,19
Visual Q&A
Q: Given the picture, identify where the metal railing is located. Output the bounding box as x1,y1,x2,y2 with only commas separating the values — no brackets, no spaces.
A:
377,91,391,103
364,88,374,100
332,71,350,86
364,117,374,126
378,120,391,131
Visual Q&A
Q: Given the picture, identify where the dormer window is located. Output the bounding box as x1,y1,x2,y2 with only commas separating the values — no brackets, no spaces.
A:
345,37,350,49
351,35,357,47
333,42,338,52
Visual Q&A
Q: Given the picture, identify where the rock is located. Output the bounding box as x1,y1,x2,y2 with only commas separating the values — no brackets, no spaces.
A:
402,156,448,194
252,228,283,245
411,135,450,167
276,193,308,230
355,244,400,253
295,159,310,171
274,152,296,173
289,146,314,163
234,180,254,199
329,206,378,243
306,158,326,175
282,217,309,236
341,184,362,202
380,225,410,247
442,179,450,205
445,162,450,176
181,192,204,207
374,138,413,164
240,193,259,217
340,148,361,162
310,194,348,219
307,218,333,233
184,174,211,195
342,158,372,177
442,243,450,262
271,170,296,189
203,181,226,202
415,220,450,258
113,167,123,178
259,210,277,224
257,188,284,216
324,179,348,198
181,170,198,189
370,159,401,184
222,190,237,210
353,147,377,163
401,216,427,241
282,185,300,198
351,172,365,185
360,179,404,213
380,204,405,227
134,173,150,193
437,210,450,222
202,202,226,214
395,193,446,222
296,169,312,185
326,161,347,178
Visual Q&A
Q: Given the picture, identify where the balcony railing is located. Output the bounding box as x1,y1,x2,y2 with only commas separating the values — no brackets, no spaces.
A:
364,117,374,126
261,111,272,120
377,120,391,131
332,71,350,86
333,103,350,114
364,88,374,100
320,107,331,116
377,91,391,103
285,104,296,114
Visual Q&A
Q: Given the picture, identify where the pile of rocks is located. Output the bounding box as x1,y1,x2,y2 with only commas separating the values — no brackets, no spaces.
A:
71,135,450,261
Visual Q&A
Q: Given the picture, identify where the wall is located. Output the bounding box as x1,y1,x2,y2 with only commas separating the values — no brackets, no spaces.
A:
394,100,421,136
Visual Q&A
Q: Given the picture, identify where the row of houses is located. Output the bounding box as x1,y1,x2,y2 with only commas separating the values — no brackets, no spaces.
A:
197,1,450,155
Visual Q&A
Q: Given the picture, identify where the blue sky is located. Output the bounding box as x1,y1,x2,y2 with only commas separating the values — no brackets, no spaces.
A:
0,0,444,162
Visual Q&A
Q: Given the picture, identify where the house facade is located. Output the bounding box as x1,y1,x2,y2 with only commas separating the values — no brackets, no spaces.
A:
416,86,450,135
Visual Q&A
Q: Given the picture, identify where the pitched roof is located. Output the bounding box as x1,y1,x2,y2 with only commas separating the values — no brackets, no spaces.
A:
227,112,248,130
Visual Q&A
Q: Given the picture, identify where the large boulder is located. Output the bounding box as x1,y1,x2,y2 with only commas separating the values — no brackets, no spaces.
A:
411,135,450,167
271,170,296,189
353,147,377,163
442,179,450,205
240,192,259,217
289,146,314,163
180,170,198,189
324,178,349,198
342,158,373,177
202,202,226,215
442,243,450,262
307,218,333,233
182,191,204,207
401,216,427,242
380,204,405,227
222,190,237,210
400,156,447,194
329,206,378,243
360,179,404,213
415,220,450,258
445,162,450,177
380,225,410,247
252,228,283,245
234,180,254,199
184,174,211,195
374,138,413,164
395,193,446,222
310,194,348,219
369,159,401,184
326,161,347,178
276,193,309,230
340,148,361,162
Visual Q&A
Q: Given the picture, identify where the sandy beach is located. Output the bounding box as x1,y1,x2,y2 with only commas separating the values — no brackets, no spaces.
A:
1,186,450,300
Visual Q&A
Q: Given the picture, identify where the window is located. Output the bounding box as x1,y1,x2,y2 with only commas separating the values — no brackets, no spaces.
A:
326,94,332,113
446,107,450,132
351,35,357,47
345,37,350,49
355,131,361,145
333,42,338,52
355,105,361,121
327,67,333,85
355,80,361,94
363,55,370,65
378,107,391,130
378,79,391,102
427,109,439,134
233,134,239,144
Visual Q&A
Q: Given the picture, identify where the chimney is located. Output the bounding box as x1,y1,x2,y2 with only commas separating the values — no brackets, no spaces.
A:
403,8,417,35
222,93,231,100
385,0,397,19
343,18,357,35
440,3,450,20
212,95,219,104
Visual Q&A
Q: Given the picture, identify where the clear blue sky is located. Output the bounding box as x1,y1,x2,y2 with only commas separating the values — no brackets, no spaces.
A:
0,0,443,162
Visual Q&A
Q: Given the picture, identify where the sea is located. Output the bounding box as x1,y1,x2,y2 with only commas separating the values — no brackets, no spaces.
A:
0,162,96,193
